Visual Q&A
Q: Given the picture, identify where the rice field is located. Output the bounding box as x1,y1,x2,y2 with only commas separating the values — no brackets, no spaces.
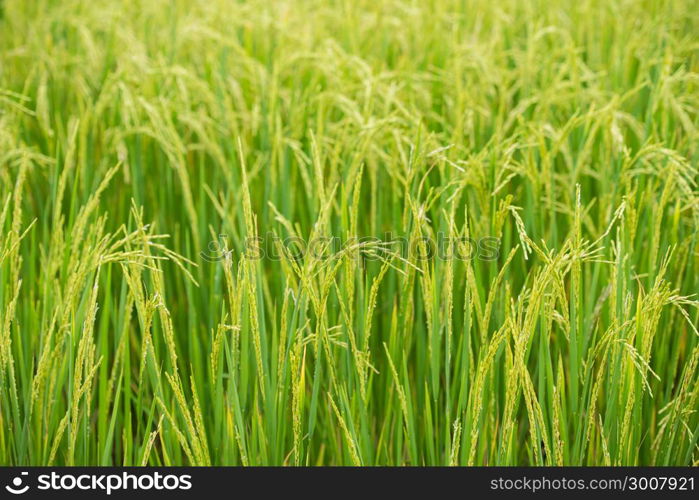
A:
0,0,697,466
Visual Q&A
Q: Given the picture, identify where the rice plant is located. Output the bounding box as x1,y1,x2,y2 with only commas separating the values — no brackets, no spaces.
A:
0,0,697,466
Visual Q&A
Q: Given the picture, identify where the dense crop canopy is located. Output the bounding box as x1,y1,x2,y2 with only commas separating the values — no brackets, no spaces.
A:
0,0,697,465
